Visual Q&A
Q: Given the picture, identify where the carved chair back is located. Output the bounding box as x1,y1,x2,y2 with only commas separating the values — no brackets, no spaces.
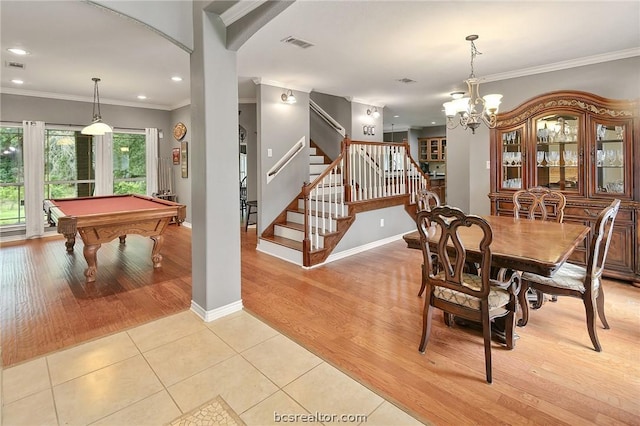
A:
416,206,493,300
513,187,566,223
417,189,441,212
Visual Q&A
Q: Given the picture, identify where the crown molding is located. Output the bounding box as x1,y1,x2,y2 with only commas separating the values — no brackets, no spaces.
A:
251,78,312,93
484,48,640,83
346,96,385,108
239,98,257,104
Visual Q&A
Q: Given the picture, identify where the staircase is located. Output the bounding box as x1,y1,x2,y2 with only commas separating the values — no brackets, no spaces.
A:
260,138,429,267
259,141,354,266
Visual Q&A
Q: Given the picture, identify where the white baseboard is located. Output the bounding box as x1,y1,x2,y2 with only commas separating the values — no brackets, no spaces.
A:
181,221,192,228
190,299,243,322
308,232,408,268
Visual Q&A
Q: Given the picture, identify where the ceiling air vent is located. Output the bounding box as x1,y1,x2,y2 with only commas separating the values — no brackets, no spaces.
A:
5,61,25,69
396,78,416,84
281,36,314,49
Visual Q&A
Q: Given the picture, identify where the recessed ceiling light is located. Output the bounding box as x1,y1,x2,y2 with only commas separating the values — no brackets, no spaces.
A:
11,79,24,85
393,115,399,118
171,76,183,82
8,48,29,55
431,121,436,125
137,95,147,100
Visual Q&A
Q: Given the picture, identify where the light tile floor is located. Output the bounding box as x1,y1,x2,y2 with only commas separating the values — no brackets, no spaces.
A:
1,309,425,426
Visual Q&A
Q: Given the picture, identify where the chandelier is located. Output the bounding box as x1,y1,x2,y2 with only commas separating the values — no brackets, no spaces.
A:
81,77,113,135
443,35,502,134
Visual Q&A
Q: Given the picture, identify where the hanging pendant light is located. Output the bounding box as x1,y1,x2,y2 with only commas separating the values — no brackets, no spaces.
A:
81,77,113,135
443,35,503,134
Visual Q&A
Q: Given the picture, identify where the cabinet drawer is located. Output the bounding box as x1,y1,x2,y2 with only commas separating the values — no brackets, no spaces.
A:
564,205,633,222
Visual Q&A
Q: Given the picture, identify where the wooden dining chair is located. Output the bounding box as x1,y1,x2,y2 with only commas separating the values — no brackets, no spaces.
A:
519,199,620,352
416,188,441,213
416,206,520,383
512,186,567,321
416,188,441,297
513,186,566,223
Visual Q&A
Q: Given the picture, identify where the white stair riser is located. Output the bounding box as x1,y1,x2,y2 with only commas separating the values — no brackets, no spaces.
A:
257,239,302,265
310,155,325,164
310,164,328,174
287,211,337,230
274,225,304,241
309,147,317,155
298,199,346,216
309,173,343,184
311,185,344,196
273,225,325,248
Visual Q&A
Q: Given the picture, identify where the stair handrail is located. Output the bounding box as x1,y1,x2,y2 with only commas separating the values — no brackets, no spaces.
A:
309,99,346,137
267,136,306,184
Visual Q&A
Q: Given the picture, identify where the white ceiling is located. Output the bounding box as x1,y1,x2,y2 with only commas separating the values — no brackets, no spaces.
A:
2,1,639,131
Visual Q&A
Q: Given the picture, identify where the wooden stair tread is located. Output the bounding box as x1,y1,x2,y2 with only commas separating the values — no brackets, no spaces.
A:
276,221,339,237
262,235,303,251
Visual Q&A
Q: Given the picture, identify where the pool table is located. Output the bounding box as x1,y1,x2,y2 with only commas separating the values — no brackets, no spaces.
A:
44,194,186,283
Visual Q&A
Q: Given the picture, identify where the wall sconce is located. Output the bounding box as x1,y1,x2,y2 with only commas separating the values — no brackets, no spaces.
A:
363,125,375,136
281,89,297,104
367,107,380,119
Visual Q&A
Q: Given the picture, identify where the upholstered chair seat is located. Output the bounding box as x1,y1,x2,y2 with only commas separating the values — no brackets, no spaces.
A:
522,263,593,293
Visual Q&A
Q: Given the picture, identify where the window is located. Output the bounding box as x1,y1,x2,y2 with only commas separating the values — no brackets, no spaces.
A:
44,130,95,199
0,126,25,225
113,133,146,195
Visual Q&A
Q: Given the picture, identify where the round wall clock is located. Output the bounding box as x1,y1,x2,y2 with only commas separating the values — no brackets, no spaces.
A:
173,122,187,141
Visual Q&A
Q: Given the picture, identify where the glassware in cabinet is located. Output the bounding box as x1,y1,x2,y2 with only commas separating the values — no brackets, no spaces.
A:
593,121,627,197
500,128,524,190
534,114,581,193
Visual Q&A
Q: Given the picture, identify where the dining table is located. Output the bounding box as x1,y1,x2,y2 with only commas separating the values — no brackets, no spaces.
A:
404,214,591,338
403,214,591,278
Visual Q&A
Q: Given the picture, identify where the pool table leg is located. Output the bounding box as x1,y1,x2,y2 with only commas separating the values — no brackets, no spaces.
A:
119,235,127,244
63,233,76,253
83,243,101,282
150,235,163,268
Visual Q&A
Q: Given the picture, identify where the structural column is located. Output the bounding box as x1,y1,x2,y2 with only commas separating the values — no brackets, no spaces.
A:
190,6,241,317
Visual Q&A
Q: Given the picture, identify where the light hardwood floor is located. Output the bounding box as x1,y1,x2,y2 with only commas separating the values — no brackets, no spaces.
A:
1,224,639,424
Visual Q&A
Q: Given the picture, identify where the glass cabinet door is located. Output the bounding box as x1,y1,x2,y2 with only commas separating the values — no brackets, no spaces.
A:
534,114,581,194
593,121,629,197
499,127,524,190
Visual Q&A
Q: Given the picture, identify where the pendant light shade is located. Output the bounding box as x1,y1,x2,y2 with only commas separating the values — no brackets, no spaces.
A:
81,77,112,135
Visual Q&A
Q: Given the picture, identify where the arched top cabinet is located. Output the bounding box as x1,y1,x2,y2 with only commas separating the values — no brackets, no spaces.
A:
489,90,639,284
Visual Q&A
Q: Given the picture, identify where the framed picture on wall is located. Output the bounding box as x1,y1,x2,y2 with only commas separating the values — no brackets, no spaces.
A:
180,141,188,178
172,147,180,165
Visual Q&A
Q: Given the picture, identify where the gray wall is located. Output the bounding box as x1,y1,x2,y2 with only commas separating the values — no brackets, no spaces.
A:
168,105,191,220
351,101,383,142
310,91,351,159
257,84,310,233
446,56,640,215
0,93,171,131
334,205,415,252
239,103,258,202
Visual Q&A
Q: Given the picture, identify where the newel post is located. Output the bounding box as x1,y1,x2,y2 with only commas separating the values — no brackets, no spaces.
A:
301,181,311,267
343,136,352,203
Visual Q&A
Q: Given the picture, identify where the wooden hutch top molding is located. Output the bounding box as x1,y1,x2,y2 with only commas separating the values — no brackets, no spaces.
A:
496,90,638,128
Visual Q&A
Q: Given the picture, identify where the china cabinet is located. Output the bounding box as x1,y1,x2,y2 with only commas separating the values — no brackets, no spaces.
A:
489,91,639,284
